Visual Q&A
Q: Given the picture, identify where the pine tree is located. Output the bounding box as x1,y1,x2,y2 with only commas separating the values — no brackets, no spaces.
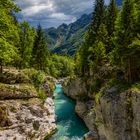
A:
80,0,105,76
106,0,118,36
106,0,118,53
32,24,49,71
111,0,137,82
19,21,36,68
88,23,107,73
92,0,105,38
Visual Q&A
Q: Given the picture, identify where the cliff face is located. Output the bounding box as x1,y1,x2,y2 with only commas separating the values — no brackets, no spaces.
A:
0,69,57,140
63,78,140,140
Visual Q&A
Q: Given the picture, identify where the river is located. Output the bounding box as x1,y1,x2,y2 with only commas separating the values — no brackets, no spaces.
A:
49,84,88,140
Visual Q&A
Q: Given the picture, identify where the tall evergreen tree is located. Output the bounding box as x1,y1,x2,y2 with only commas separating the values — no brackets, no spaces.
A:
19,21,36,68
106,0,118,36
32,24,49,71
88,23,108,74
80,0,105,76
111,0,137,82
106,0,118,52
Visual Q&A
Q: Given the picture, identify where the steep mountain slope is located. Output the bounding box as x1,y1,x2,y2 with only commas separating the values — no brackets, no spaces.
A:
44,0,122,56
44,14,92,55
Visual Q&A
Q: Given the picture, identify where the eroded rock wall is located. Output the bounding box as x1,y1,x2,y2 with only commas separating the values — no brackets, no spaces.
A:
0,69,57,140
63,78,140,140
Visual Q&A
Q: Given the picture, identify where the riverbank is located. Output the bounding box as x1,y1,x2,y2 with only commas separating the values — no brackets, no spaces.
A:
63,78,140,140
0,68,57,139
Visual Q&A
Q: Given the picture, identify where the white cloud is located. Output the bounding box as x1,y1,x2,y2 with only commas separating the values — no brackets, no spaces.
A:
22,2,54,16
15,0,111,28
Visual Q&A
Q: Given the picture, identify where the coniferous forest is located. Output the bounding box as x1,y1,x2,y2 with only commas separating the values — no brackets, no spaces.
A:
0,0,140,140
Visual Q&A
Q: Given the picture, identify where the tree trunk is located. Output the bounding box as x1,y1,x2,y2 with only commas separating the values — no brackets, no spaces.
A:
128,58,132,83
0,65,3,74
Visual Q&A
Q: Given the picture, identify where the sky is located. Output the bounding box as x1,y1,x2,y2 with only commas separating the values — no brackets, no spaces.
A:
15,0,109,28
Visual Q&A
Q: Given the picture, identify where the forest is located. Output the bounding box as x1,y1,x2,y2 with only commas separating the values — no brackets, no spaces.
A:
0,0,140,140
1,0,140,95
75,0,140,90
0,0,74,78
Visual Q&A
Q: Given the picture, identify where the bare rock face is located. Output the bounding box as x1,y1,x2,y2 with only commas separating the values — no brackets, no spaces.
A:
63,78,87,100
0,98,57,140
63,78,140,140
94,91,140,140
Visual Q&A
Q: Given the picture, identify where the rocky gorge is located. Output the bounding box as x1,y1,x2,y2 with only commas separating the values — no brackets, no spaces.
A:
63,78,140,140
0,68,57,140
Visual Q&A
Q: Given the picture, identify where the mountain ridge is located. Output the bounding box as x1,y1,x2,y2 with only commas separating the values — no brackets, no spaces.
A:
45,0,122,55
44,13,92,55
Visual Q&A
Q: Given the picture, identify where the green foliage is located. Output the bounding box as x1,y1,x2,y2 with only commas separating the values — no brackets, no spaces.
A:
32,25,50,72
49,54,75,78
22,69,46,89
0,0,20,72
111,0,139,82
0,38,18,65
19,21,36,68
78,0,105,76
22,69,47,100
44,14,92,55
106,0,118,36
106,0,118,52
75,0,140,98
38,88,46,100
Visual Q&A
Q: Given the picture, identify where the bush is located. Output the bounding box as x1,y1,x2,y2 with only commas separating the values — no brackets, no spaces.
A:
22,69,46,89
22,69,47,99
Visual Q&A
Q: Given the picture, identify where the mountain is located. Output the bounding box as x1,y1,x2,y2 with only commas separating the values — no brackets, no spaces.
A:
116,0,123,6
44,0,122,56
44,13,92,56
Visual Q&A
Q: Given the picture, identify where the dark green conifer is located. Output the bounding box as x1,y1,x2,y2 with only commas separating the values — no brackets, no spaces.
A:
32,24,49,71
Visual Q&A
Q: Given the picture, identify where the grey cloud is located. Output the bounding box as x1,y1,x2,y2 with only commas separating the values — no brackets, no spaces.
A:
15,0,108,28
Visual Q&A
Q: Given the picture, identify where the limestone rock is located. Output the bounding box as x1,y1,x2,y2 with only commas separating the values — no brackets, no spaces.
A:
63,78,87,100
0,83,38,100
0,69,30,84
84,131,98,140
0,98,57,140
63,78,140,140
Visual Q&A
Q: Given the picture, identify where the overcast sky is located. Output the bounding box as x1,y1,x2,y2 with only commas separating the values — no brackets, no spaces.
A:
15,0,109,28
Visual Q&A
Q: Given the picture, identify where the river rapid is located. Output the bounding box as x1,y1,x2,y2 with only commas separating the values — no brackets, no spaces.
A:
49,84,88,140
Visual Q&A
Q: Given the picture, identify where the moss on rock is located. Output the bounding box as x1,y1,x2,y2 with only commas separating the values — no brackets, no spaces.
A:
0,83,38,100
0,106,11,127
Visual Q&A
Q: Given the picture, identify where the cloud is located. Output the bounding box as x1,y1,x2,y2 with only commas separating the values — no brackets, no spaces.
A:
15,0,109,28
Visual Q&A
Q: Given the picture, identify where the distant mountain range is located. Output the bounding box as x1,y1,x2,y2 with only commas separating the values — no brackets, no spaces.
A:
44,13,92,55
44,0,122,56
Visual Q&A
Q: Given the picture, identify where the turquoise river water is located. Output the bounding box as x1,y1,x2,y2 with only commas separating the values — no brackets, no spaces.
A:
49,84,88,140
